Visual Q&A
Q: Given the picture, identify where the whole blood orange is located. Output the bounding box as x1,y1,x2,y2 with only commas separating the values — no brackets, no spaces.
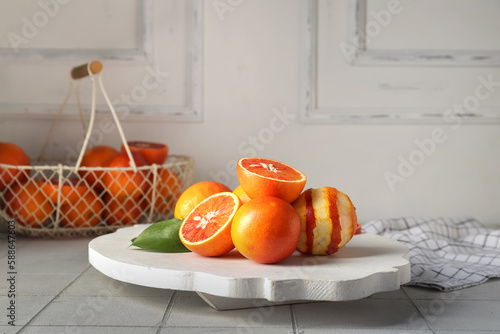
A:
122,141,168,165
232,185,251,204
4,181,54,228
174,181,232,220
0,142,30,190
148,168,182,215
78,145,118,192
103,151,148,201
60,190,104,228
236,157,306,203
231,196,301,264
103,195,146,226
292,187,358,255
179,192,241,257
40,177,88,204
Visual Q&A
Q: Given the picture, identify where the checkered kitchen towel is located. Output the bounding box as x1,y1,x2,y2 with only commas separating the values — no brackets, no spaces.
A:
362,217,500,291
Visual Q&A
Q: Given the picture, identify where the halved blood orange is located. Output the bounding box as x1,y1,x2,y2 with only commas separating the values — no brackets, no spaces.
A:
179,192,241,257
174,181,232,220
236,157,307,203
122,141,169,165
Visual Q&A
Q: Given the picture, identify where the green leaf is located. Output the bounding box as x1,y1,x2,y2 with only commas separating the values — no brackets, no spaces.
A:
131,218,191,253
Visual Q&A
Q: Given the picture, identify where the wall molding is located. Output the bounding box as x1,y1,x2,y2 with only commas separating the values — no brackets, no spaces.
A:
349,0,500,67
0,0,154,62
0,0,203,123
300,0,500,124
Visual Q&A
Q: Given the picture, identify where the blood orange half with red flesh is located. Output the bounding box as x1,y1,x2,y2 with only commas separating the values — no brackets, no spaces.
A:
237,157,307,203
122,141,168,165
179,192,241,257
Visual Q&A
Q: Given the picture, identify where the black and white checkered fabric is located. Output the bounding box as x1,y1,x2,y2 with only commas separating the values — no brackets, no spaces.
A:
362,217,500,291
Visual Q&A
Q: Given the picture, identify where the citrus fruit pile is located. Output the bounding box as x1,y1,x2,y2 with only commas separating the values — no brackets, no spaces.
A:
174,157,360,264
1,141,182,229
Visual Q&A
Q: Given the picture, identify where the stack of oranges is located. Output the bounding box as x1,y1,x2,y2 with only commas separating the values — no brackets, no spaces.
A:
1,141,181,229
176,157,360,264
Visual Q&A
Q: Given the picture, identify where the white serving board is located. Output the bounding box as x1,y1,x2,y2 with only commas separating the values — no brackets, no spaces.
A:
88,224,410,310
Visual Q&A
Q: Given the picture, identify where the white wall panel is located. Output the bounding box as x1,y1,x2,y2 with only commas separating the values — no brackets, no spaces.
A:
0,0,499,226
301,0,500,123
0,0,202,122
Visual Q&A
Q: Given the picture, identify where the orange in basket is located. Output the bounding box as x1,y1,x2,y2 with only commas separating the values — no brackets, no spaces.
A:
0,61,194,237
148,168,183,215
60,191,104,228
121,141,169,165
0,142,31,190
79,145,118,192
103,151,148,201
4,181,54,228
103,195,147,226
40,177,88,204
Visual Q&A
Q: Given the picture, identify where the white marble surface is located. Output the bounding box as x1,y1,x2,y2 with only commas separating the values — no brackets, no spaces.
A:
1,231,499,333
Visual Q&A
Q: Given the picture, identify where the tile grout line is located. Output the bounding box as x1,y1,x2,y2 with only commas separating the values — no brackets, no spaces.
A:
155,290,178,334
289,304,300,334
401,287,436,333
16,265,93,334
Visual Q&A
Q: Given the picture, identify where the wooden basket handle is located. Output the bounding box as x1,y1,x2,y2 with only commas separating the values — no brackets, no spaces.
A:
71,61,103,79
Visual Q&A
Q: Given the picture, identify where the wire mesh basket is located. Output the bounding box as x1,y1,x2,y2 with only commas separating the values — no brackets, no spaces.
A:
0,61,194,238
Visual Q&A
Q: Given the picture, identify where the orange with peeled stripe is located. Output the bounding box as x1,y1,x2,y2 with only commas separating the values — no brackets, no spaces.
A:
292,187,358,255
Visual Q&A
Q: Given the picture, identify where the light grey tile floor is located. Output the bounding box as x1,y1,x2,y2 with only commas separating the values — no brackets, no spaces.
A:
166,291,293,330
61,267,175,298
293,298,429,332
13,273,81,296
300,330,434,334
412,299,500,332
29,295,169,327
158,327,292,334
0,296,54,326
19,326,159,334
1,236,500,334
